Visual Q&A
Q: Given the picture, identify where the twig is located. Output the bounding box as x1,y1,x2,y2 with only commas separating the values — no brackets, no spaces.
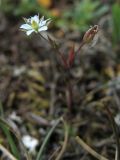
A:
115,148,118,160
75,136,108,160
48,147,61,160
81,78,120,106
106,106,120,160
55,120,69,160
0,144,17,160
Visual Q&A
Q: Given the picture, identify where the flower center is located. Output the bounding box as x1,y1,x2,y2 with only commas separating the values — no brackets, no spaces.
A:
31,20,39,31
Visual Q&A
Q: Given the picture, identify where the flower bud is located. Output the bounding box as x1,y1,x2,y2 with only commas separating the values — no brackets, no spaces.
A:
83,25,99,44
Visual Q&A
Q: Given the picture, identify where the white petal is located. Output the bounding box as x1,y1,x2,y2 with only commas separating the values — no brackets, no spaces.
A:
38,26,48,32
39,21,45,27
40,16,44,22
46,19,51,25
26,18,31,23
26,29,34,36
22,135,38,152
23,18,30,24
20,24,32,30
39,18,51,27
31,15,39,24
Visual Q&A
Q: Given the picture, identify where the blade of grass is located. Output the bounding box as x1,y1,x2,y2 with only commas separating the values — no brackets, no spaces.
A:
36,117,62,160
0,118,31,160
55,120,69,160
106,106,120,160
75,136,108,160
0,104,20,159
0,119,20,159
0,144,17,160
115,148,118,160
48,147,61,160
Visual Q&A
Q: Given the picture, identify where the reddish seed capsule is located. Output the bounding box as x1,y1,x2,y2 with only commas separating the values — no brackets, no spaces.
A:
83,25,99,45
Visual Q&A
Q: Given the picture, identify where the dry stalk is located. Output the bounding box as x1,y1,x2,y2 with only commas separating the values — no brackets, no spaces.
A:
55,120,69,160
75,136,108,160
0,144,17,160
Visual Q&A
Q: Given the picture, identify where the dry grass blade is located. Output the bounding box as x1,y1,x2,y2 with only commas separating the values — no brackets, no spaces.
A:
48,147,61,160
75,136,108,160
55,120,69,160
106,106,120,160
0,118,31,160
0,144,17,160
115,148,118,160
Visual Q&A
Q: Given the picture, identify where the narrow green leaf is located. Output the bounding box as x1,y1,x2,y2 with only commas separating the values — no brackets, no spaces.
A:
0,118,31,160
36,117,62,160
0,120,20,159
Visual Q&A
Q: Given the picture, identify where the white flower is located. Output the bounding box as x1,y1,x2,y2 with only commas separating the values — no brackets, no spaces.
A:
22,135,38,153
20,15,51,36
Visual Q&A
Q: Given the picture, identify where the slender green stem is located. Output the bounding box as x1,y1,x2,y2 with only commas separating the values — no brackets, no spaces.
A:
39,33,50,43
36,117,62,160
75,41,85,55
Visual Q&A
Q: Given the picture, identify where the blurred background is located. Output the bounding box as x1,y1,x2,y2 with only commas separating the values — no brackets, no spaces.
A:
0,0,120,160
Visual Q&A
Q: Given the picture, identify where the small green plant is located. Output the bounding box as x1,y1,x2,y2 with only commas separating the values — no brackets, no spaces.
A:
0,7,119,159
57,0,109,32
0,0,51,17
0,13,100,159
